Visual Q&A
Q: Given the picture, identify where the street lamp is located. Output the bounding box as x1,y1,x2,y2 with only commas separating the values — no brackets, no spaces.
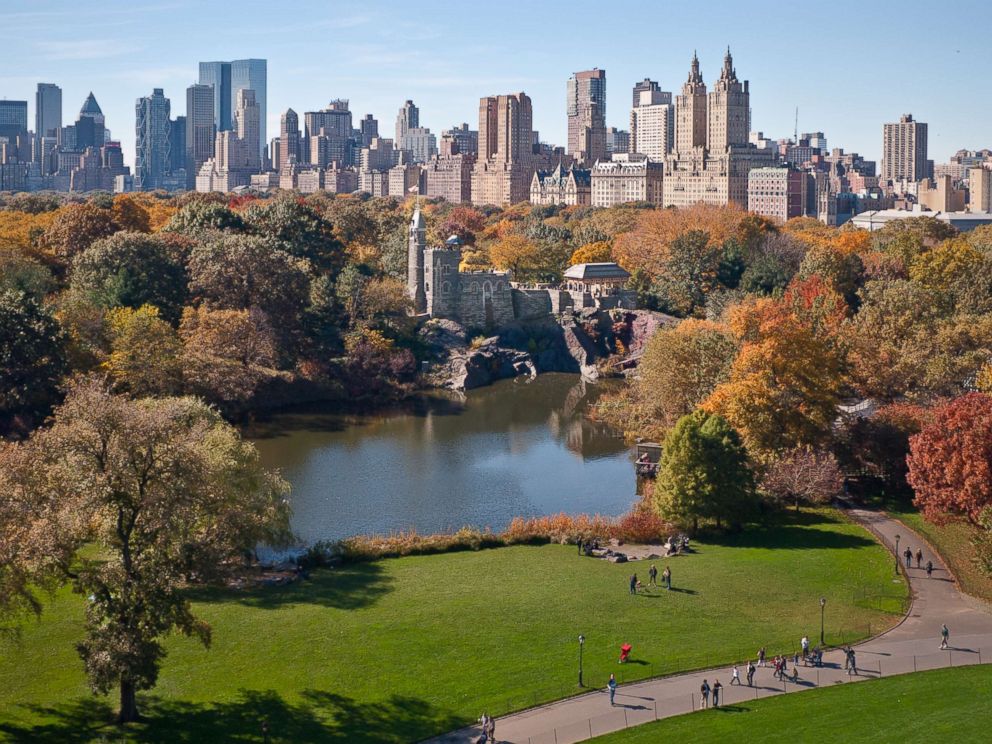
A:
820,597,826,646
895,533,901,575
578,635,585,687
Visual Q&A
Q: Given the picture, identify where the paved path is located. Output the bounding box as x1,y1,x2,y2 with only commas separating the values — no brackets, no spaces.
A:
426,508,992,744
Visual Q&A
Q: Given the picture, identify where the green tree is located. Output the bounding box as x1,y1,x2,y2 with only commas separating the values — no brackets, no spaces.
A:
243,196,345,276
654,410,757,531
162,200,245,235
105,305,182,396
0,378,290,722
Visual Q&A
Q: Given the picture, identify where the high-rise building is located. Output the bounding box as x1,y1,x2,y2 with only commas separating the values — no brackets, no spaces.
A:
566,69,607,165
675,53,707,153
60,93,106,153
395,100,419,144
34,83,61,163
630,83,674,161
881,114,928,187
606,127,630,157
280,108,300,171
472,92,539,205
135,88,171,190
0,100,29,162
359,114,378,147
198,58,266,158
747,166,807,222
443,123,478,157
968,166,991,213
169,116,186,176
632,78,661,108
707,48,750,152
185,83,214,189
234,88,260,171
304,100,353,166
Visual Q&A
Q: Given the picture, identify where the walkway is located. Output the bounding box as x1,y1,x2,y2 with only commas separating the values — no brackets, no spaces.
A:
426,508,992,744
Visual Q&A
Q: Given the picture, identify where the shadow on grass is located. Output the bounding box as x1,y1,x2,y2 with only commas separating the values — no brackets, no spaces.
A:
1,689,463,744
702,513,877,551
186,562,395,611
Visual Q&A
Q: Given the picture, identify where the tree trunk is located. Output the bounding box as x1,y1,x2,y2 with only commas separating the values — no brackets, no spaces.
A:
119,678,139,723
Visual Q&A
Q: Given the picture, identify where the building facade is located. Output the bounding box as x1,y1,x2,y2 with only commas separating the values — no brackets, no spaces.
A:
591,154,663,207
747,166,806,222
530,163,591,206
472,92,538,205
280,108,300,171
34,83,61,164
881,114,928,187
630,84,674,161
135,88,171,190
198,59,267,159
566,69,607,165
970,166,991,213
423,137,474,203
304,100,353,166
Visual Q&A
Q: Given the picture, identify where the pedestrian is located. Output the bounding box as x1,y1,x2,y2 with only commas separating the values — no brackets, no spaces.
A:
478,713,490,744
648,563,658,587
940,623,950,650
916,549,923,568
731,665,741,685
608,673,617,706
629,573,638,595
578,538,584,556
848,648,857,676
486,716,495,742
663,565,672,590
758,646,766,667
904,547,912,568
700,679,710,709
712,679,722,707
746,660,755,686
842,646,851,671
801,635,809,658
926,560,934,579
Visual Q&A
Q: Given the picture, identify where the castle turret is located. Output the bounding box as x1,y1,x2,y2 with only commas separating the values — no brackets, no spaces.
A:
407,207,426,313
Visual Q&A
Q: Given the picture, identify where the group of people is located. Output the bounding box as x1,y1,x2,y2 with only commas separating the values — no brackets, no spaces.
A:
903,546,935,578
629,564,672,594
699,678,724,708
476,713,496,743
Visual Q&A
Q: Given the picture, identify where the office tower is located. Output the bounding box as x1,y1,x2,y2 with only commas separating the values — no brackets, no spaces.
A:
675,52,707,152
881,114,928,186
169,116,186,175
395,100,419,144
0,100,29,162
472,92,538,205
707,47,750,152
566,68,606,165
280,108,300,170
198,59,266,158
135,88,171,190
34,83,61,162
632,78,660,108
234,89,260,171
360,114,378,147
185,83,214,189
606,127,630,157
443,123,478,157
630,83,674,161
304,100,353,166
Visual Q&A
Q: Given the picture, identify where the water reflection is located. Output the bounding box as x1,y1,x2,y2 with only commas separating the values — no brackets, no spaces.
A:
248,374,636,544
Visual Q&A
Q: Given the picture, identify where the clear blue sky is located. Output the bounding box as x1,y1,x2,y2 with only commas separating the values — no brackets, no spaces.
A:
2,0,990,168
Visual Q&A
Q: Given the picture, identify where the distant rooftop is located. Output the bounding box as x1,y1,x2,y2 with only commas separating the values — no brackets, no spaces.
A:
563,262,631,281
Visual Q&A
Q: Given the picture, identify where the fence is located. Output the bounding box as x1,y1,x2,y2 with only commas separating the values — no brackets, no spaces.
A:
520,646,992,744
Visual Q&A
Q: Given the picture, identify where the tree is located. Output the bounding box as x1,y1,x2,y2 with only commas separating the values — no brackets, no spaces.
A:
0,289,67,433
110,195,151,233
489,233,543,281
760,447,844,511
41,203,121,260
70,232,188,324
105,305,182,396
907,393,992,524
0,246,55,297
654,411,757,531
836,402,933,494
0,378,290,721
162,200,245,235
569,240,613,265
797,244,865,307
634,319,737,431
243,196,345,276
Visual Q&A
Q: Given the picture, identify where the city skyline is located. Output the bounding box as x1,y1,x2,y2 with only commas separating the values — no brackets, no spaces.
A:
2,0,990,170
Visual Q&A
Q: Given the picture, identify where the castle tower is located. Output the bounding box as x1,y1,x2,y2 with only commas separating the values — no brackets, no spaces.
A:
707,47,750,152
675,51,707,154
407,207,426,313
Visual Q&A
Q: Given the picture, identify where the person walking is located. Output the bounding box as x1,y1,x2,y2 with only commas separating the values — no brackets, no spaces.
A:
746,660,755,686
848,648,857,676
486,716,495,742
663,565,672,590
926,560,934,579
629,573,638,596
758,646,766,667
916,549,923,568
700,679,710,709
712,679,723,707
904,547,912,568
730,665,741,685
648,563,658,587
940,623,950,650
801,635,810,659
608,673,617,706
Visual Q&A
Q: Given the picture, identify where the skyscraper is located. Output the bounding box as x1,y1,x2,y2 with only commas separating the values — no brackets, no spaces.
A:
135,88,171,190
359,114,378,147
0,100,29,161
169,116,186,175
629,81,674,161
566,69,607,165
280,108,300,171
234,88,260,171
472,92,538,205
304,100,353,166
675,52,707,153
707,48,750,152
185,83,214,189
34,83,62,163
198,58,267,158
631,79,660,108
395,100,419,144
882,114,928,186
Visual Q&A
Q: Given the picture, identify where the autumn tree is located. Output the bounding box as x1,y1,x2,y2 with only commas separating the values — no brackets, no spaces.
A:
110,194,151,233
654,411,757,531
0,379,290,721
907,393,992,524
797,244,864,307
569,240,613,265
242,196,344,275
105,305,182,396
41,203,121,260
0,246,54,297
162,200,245,235
836,402,933,494
489,233,544,281
760,447,844,511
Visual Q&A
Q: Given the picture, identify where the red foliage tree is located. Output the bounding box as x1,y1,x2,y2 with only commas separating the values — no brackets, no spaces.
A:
907,393,992,524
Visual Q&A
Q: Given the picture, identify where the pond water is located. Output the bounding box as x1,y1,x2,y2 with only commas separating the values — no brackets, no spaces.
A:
248,374,637,544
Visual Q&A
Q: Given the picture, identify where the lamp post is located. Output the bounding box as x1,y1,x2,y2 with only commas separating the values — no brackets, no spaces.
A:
578,635,585,687
820,597,826,646
895,533,901,575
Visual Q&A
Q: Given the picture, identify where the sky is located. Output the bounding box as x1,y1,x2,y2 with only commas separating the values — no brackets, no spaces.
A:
2,0,990,169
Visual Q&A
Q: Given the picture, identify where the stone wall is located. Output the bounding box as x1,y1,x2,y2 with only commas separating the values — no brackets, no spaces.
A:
453,272,514,330
511,288,553,320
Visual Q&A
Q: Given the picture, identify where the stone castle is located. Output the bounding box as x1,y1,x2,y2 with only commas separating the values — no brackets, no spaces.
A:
406,207,636,329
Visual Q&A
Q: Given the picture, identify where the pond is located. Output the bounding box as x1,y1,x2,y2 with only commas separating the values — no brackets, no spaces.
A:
248,374,637,544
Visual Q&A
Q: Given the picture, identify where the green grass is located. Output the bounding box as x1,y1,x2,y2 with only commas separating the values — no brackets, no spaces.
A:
590,665,992,743
0,509,906,743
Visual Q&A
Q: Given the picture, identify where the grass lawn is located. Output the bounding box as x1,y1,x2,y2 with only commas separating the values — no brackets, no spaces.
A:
589,665,992,743
0,509,906,743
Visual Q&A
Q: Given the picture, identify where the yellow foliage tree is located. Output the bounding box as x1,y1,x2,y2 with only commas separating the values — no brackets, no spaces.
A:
569,241,612,265
104,305,182,396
